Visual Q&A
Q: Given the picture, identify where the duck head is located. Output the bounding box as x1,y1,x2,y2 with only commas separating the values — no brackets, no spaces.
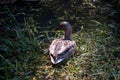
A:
54,21,72,40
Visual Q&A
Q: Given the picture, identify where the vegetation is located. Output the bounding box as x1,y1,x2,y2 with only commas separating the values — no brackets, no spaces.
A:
0,0,120,80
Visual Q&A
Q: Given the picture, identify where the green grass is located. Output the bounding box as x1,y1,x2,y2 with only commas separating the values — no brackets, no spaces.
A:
0,7,120,80
1,18,120,80
30,23,119,80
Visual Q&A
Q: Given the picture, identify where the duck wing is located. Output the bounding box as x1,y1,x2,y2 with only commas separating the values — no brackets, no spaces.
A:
49,39,76,57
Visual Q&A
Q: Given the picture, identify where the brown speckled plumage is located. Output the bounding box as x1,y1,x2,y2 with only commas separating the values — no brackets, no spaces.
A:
49,21,76,64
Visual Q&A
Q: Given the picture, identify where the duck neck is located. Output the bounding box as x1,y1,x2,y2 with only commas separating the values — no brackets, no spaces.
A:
64,28,72,40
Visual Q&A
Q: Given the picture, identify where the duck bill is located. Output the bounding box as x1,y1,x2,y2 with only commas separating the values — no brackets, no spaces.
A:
53,25,61,31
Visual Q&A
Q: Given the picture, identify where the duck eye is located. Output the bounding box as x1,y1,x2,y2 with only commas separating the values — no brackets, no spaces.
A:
60,24,66,28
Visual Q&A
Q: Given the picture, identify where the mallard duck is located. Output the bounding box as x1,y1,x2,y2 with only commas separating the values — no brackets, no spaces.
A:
49,21,76,64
